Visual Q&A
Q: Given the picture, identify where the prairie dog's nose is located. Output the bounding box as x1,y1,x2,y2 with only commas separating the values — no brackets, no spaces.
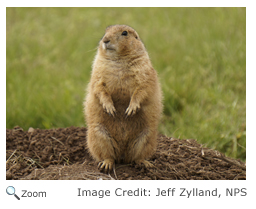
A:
103,36,110,44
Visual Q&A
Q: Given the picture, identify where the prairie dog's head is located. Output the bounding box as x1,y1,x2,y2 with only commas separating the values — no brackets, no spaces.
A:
98,25,146,59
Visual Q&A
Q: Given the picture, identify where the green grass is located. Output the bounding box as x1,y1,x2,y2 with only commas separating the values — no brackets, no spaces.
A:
6,7,246,161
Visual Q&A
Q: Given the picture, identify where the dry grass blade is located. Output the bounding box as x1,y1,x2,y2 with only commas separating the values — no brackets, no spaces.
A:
6,149,17,164
51,136,64,145
113,163,117,179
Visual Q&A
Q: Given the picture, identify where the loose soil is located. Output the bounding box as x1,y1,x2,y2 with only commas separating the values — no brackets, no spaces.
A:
6,126,246,180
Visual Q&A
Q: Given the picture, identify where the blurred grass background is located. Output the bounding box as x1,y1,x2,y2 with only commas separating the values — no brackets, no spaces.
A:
6,7,246,161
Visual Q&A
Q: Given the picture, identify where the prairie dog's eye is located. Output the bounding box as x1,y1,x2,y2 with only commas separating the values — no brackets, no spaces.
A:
121,31,128,36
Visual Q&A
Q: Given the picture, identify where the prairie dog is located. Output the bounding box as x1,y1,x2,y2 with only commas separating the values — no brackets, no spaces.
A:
84,25,163,172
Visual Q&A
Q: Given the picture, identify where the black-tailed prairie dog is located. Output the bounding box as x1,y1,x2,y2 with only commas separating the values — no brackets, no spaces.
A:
84,25,163,172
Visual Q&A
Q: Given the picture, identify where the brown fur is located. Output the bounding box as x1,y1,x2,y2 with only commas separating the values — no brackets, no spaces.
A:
84,25,163,172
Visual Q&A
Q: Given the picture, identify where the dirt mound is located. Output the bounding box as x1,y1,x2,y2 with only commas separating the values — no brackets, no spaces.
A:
6,126,246,180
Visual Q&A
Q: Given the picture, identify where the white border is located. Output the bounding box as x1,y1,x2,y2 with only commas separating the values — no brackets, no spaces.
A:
2,2,254,208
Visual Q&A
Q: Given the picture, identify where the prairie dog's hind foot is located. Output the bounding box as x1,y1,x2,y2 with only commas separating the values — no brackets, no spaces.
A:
135,159,155,169
98,159,115,173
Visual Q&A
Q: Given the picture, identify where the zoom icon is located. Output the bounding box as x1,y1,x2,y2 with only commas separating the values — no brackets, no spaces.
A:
6,186,20,200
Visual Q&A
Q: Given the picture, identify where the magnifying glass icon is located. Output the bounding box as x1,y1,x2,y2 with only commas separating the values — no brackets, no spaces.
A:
6,186,20,200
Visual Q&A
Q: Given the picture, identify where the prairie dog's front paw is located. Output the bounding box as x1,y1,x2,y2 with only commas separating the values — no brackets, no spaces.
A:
125,102,140,117
103,102,116,116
